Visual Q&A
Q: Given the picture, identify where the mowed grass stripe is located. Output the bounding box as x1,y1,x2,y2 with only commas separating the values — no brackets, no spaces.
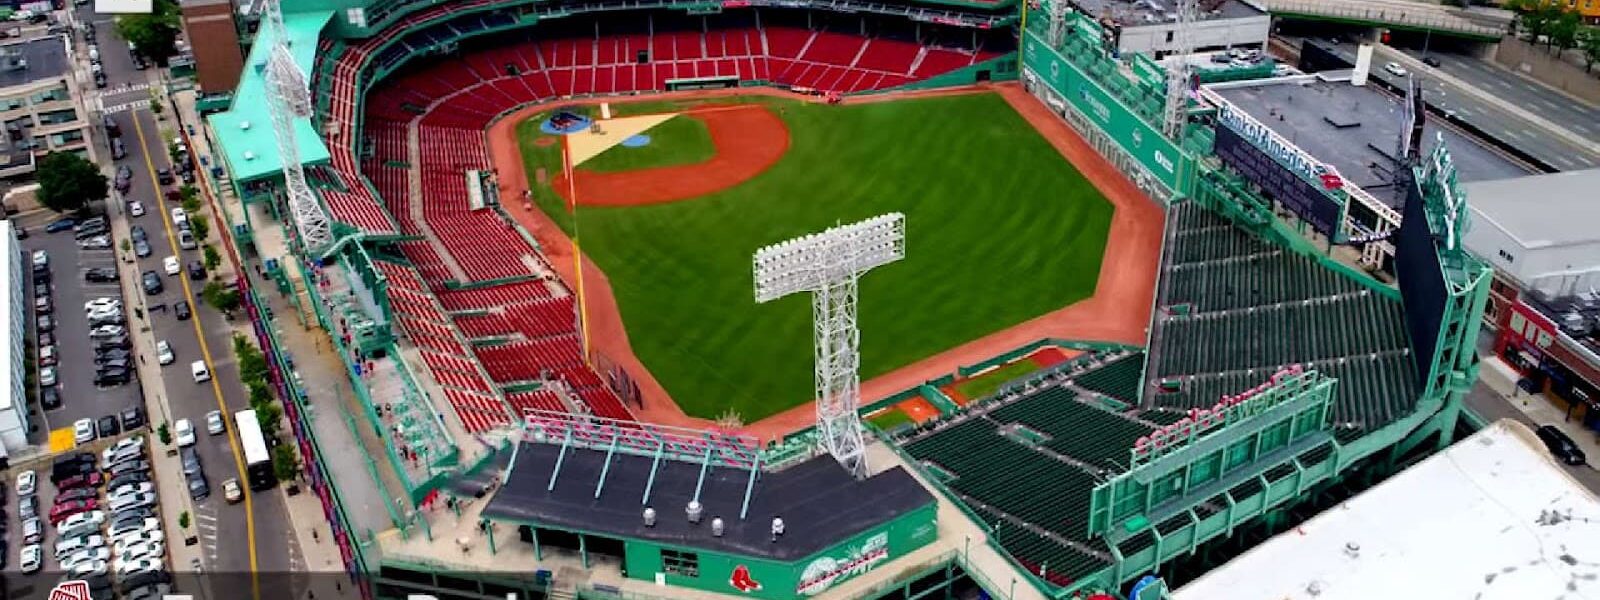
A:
528,93,1113,421
581,115,716,173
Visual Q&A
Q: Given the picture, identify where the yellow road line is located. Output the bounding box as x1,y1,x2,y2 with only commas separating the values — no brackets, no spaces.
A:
131,112,261,600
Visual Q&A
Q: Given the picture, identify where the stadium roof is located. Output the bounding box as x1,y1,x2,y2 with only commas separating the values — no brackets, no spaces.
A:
1174,420,1600,600
208,10,334,183
1465,168,1600,249
1210,78,1531,204
483,443,934,561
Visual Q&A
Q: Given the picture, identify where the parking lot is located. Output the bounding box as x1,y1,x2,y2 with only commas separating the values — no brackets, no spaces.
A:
16,211,144,439
3,437,173,599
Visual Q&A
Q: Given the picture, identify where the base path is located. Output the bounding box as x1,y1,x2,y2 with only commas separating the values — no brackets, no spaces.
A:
487,83,1161,442
553,105,790,207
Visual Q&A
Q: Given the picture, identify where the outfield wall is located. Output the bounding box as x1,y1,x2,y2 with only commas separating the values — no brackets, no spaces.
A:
1019,29,1195,204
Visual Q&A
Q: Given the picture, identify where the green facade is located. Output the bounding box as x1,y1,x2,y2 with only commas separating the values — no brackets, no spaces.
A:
615,503,939,599
1020,29,1194,196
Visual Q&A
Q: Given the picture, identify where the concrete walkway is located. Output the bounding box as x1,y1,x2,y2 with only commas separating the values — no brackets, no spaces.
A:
173,89,355,600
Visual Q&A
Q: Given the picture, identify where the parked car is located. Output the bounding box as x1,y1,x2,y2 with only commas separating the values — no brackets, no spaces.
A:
56,472,103,490
55,487,97,503
40,366,56,386
1536,425,1586,465
36,314,54,333
78,235,112,250
134,238,151,257
156,168,173,185
45,218,77,233
1421,55,1441,67
49,500,99,524
129,200,145,217
121,407,146,430
22,518,42,544
157,341,174,365
141,271,163,294
84,268,120,283
38,345,56,367
174,419,196,447
105,473,149,494
1383,62,1407,77
173,301,191,320
96,415,122,438
19,543,41,573
206,410,225,435
14,469,35,496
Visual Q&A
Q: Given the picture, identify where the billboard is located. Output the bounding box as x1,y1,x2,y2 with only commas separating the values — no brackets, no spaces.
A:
1022,31,1190,194
1395,179,1447,390
1212,120,1343,235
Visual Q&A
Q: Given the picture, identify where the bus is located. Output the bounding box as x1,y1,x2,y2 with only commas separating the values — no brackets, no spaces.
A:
235,409,277,491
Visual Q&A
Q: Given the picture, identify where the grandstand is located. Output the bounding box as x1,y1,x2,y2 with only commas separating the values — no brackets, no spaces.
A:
203,0,1497,597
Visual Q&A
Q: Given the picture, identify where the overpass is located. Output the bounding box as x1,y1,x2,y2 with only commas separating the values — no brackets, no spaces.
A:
1256,0,1510,40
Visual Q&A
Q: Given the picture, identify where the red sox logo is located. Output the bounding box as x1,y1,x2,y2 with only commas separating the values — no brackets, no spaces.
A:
729,564,762,593
50,581,91,600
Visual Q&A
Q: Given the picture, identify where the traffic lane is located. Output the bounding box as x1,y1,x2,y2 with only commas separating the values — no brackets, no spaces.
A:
18,216,143,432
78,8,144,90
1405,49,1600,133
154,333,251,574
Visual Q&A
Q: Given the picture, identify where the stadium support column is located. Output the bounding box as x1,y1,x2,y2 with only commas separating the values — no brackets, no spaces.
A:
753,214,906,480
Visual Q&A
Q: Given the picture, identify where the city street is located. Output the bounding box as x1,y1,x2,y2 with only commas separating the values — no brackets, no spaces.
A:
62,0,304,589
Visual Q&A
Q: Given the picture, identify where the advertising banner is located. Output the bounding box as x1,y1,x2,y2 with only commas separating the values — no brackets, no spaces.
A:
1022,32,1189,194
1212,119,1343,236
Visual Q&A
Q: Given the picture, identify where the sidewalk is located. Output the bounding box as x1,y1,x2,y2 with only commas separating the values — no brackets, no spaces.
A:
171,86,354,600
1476,357,1600,480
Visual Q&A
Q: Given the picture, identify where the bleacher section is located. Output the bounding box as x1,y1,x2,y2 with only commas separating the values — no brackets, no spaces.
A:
1146,203,1417,439
895,353,1169,586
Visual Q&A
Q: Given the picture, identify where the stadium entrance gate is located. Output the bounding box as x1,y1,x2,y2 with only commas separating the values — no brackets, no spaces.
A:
1022,69,1175,205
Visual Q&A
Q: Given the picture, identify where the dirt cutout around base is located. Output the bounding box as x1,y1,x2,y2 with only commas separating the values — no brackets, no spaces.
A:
489,84,1162,442
553,105,790,207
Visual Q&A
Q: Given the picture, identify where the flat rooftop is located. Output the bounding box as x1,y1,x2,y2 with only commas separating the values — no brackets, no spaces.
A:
1175,420,1600,600
0,37,70,90
1464,169,1600,249
484,443,934,561
1211,77,1532,205
1071,0,1264,25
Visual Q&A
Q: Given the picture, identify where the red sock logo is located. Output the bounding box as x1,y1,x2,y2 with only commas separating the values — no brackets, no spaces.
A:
730,565,762,593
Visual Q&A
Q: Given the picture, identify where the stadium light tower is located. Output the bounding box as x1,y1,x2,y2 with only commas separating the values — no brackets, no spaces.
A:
754,214,905,480
263,0,332,254
1162,0,1199,140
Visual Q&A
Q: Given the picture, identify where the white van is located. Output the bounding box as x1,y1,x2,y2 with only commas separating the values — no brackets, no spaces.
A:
190,360,210,383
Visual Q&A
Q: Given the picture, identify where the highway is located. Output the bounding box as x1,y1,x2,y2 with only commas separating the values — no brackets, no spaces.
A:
75,2,303,593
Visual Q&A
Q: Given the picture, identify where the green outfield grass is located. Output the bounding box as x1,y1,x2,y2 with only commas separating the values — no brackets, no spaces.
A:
954,359,1043,401
518,92,1114,422
582,115,715,173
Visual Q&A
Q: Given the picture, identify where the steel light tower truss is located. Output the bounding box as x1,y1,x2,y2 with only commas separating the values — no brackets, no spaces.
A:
1162,0,1199,140
753,214,905,479
1047,0,1075,47
263,0,332,254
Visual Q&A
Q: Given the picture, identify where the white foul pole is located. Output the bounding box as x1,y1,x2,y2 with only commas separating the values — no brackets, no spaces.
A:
754,214,905,479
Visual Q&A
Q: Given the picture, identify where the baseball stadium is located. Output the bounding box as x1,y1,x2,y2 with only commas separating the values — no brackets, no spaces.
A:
199,0,1498,597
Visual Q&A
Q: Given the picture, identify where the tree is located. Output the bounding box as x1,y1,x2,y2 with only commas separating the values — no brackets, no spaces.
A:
179,511,190,529
1510,0,1562,43
191,215,210,241
180,185,201,213
1551,10,1582,53
37,152,108,213
249,381,273,408
202,280,241,313
1582,27,1600,71
157,422,172,445
115,0,181,66
272,444,301,483
256,402,283,439
203,244,222,271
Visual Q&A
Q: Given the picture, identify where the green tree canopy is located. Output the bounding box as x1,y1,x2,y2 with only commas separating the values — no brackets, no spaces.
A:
115,0,181,66
37,152,108,213
1581,27,1600,71
202,280,241,313
272,444,301,482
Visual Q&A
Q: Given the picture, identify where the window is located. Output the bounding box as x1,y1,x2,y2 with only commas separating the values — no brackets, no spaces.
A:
36,109,77,125
1166,31,1174,43
1498,249,1515,263
661,549,700,578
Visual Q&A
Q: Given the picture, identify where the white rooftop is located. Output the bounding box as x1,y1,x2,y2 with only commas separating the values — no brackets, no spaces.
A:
1176,420,1600,600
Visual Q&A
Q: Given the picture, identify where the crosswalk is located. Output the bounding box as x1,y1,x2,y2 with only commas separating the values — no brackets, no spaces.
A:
100,99,150,115
101,82,150,96
195,505,220,562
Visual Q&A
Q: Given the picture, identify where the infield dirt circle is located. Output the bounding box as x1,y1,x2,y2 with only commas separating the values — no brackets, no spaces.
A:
553,105,791,207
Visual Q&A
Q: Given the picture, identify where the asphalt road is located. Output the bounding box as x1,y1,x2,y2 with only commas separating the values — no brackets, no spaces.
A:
1463,381,1600,492
1394,47,1600,143
74,0,303,585
1313,40,1600,171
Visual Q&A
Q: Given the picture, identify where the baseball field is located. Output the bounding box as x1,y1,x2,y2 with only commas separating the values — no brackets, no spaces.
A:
512,91,1116,423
